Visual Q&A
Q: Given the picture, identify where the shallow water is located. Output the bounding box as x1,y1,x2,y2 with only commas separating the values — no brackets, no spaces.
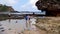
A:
0,18,36,34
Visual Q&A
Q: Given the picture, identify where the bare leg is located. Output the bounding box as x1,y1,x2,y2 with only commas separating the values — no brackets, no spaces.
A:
26,20,29,30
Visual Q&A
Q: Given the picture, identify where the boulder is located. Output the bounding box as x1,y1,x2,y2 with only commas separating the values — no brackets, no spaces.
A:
36,0,60,16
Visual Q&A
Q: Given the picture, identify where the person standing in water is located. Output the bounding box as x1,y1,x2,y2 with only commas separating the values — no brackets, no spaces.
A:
25,14,30,30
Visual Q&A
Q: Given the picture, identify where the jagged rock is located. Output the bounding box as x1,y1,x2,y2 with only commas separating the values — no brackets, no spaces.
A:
36,0,60,16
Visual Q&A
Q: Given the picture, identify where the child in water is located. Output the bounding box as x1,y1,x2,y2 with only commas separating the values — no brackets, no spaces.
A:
25,15,31,30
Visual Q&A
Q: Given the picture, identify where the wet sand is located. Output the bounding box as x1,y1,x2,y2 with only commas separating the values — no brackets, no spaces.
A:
0,18,44,34
22,26,47,34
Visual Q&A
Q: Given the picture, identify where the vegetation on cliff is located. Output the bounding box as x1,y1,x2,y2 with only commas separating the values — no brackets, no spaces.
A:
0,4,15,20
0,4,14,11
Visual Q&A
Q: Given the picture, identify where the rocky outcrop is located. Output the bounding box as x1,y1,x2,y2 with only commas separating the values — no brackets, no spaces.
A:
0,4,14,11
36,17,60,34
7,6,14,11
36,0,60,16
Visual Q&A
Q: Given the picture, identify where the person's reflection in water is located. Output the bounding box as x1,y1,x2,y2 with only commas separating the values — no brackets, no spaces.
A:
16,21,18,23
9,19,11,23
0,23,2,26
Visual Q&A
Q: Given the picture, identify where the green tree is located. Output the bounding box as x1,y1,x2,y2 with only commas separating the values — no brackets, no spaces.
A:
0,5,8,11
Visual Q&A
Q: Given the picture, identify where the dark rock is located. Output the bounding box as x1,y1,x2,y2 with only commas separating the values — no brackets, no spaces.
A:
8,28,11,30
35,0,60,16
1,30,5,32
0,27,4,29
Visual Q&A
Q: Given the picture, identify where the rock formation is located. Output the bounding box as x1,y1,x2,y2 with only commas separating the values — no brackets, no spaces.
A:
36,17,60,34
36,0,60,16
7,6,14,11
0,4,14,11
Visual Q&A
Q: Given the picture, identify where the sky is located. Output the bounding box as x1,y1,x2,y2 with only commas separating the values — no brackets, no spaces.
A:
0,0,41,12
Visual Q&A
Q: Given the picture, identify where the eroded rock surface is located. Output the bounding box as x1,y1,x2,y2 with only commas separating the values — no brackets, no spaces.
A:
36,17,60,34
36,0,60,16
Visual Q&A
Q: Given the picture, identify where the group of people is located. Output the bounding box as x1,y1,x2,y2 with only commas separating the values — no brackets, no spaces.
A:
25,15,31,30
25,15,30,21
25,14,36,30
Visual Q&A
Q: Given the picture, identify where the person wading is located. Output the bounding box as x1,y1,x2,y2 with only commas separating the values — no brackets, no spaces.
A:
25,14,30,30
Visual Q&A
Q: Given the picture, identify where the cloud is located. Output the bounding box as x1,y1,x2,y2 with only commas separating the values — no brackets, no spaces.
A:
0,0,18,6
22,0,38,8
29,0,38,8
30,0,38,5
20,0,38,11
21,3,29,8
